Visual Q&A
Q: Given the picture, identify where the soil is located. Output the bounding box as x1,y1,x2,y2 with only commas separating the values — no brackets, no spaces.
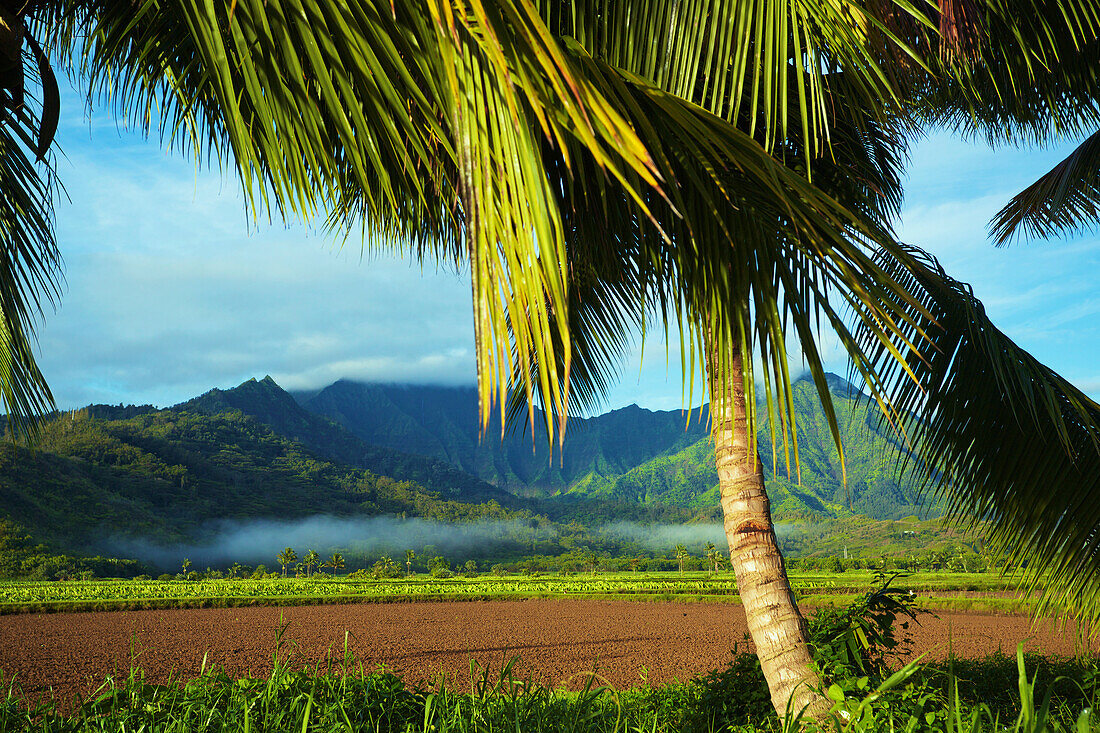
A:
1,600,1095,708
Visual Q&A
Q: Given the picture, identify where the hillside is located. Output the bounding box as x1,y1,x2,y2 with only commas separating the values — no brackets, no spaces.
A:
0,408,519,555
177,376,515,506
297,376,932,519
298,381,708,496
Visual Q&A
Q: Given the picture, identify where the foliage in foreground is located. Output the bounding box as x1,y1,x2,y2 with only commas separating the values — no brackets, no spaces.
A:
3,646,1098,732
4,579,1099,732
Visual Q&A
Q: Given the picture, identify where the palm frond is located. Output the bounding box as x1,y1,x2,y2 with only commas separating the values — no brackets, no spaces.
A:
860,243,1100,628
917,1,1100,146
538,0,931,171
499,40,923,482
990,129,1100,244
0,115,60,440
47,0,675,445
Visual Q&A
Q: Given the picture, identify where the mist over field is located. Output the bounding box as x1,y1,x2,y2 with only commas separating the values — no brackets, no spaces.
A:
602,521,801,548
103,516,767,570
107,516,530,569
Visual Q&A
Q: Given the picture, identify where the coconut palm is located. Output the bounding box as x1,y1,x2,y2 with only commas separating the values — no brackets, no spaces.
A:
303,549,320,578
404,549,415,577
327,553,346,575
3,0,1100,720
276,547,297,578
703,542,718,573
674,545,688,576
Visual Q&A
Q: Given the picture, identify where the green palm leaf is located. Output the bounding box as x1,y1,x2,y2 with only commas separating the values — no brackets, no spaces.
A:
0,114,60,440
861,244,1100,627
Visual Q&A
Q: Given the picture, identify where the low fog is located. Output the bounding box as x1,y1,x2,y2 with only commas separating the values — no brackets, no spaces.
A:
101,516,799,570
601,521,801,547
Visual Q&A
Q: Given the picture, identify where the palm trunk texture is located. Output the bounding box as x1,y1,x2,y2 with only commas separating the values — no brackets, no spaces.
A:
709,352,827,720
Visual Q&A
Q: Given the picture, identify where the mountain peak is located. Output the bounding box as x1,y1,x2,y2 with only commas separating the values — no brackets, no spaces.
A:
793,372,862,398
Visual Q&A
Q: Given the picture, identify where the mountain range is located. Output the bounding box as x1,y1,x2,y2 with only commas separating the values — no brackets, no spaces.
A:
296,375,928,519
0,372,932,564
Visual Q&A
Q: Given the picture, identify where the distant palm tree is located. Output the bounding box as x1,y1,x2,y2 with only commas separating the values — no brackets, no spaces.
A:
405,549,415,577
276,547,297,578
181,558,191,575
327,553,345,575
675,545,688,576
304,549,320,578
703,542,718,573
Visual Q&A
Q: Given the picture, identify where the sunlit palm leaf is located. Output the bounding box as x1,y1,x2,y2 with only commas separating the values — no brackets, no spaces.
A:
538,0,932,172
861,244,1100,628
501,41,925,485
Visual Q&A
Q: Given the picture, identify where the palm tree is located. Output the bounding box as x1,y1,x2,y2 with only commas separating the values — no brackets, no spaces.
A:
276,547,297,578
703,542,718,573
4,0,1100,720
327,553,346,575
404,550,415,577
674,545,688,576
303,549,320,578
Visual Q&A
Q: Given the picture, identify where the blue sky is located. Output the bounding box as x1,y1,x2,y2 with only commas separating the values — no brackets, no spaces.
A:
35,85,1100,412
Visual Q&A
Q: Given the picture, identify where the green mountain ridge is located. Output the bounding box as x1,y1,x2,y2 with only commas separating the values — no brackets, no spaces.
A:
177,376,516,506
297,375,933,520
0,407,519,556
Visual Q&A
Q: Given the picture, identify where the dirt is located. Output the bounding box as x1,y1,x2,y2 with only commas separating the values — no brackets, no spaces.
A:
1,600,1095,708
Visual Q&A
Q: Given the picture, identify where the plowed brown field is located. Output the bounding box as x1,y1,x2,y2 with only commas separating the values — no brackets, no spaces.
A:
1,600,1095,707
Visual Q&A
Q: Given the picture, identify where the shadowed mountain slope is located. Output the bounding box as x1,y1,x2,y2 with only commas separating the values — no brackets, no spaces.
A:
297,375,930,519
178,376,515,506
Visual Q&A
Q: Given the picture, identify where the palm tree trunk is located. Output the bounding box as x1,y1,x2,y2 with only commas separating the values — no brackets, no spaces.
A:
709,348,827,720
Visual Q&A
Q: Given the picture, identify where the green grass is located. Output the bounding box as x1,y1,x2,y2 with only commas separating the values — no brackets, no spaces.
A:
3,647,1098,732
0,571,1033,615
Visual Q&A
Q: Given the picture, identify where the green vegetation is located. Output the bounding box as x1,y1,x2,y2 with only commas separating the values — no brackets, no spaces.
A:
0,571,1027,615
0,520,146,581
0,408,526,551
0,375,985,579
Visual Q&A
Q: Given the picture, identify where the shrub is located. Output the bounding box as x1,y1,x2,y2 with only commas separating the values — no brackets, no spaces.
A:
681,644,771,731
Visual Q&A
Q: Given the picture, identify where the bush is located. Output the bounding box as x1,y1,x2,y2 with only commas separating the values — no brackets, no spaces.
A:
157,573,174,581
681,645,772,731
371,558,402,579
430,567,453,579
490,564,507,576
